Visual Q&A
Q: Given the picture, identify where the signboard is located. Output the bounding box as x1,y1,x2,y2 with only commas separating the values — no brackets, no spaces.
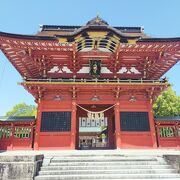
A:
89,60,101,76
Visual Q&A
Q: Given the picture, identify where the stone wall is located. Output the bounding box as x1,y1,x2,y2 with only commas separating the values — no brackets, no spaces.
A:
163,155,180,173
0,155,44,180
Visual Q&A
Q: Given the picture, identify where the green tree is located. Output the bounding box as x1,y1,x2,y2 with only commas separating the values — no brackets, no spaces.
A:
153,86,180,116
5,103,37,116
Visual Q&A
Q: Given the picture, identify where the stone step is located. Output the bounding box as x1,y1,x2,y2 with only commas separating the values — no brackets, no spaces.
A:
50,156,158,159
38,169,177,175
50,157,158,162
35,154,179,180
50,159,160,163
41,164,172,171
35,173,180,180
36,179,180,180
47,161,167,166
45,154,127,157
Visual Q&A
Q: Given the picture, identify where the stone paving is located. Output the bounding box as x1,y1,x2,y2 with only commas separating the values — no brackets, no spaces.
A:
1,149,180,156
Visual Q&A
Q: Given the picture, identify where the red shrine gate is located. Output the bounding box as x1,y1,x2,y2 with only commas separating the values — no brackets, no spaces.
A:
25,79,166,150
0,16,180,150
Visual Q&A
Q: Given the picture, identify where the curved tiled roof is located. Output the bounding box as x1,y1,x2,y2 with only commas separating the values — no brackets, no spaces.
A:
37,16,146,38
0,16,180,80
0,31,56,40
155,116,180,121
0,116,35,122
139,37,180,42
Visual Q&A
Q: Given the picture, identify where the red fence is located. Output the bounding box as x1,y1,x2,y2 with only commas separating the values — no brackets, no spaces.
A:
155,120,180,148
0,120,34,150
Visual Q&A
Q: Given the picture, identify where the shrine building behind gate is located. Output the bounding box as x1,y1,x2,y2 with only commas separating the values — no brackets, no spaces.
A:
0,16,180,150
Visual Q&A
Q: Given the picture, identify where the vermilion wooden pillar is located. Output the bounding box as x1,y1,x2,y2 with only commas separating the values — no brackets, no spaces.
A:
148,101,157,148
70,101,77,149
10,123,14,150
114,102,121,149
34,100,42,150
108,114,114,148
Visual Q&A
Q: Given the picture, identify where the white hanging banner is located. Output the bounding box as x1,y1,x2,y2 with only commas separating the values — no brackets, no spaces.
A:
76,104,115,121
87,111,104,120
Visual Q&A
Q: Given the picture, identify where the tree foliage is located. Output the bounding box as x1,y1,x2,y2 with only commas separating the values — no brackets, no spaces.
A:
153,86,180,117
5,103,37,116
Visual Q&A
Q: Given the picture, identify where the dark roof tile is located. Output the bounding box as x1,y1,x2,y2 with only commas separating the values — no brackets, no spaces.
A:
155,116,180,121
0,116,35,122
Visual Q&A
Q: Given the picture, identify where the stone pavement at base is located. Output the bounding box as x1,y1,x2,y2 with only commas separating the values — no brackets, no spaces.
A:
1,149,180,156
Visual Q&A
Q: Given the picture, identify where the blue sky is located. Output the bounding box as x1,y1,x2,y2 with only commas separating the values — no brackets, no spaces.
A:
0,0,180,115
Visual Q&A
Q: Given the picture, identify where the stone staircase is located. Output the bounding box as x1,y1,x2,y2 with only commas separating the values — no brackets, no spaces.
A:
34,152,180,180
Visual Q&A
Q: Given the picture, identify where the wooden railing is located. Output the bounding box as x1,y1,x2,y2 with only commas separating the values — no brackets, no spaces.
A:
24,78,168,84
